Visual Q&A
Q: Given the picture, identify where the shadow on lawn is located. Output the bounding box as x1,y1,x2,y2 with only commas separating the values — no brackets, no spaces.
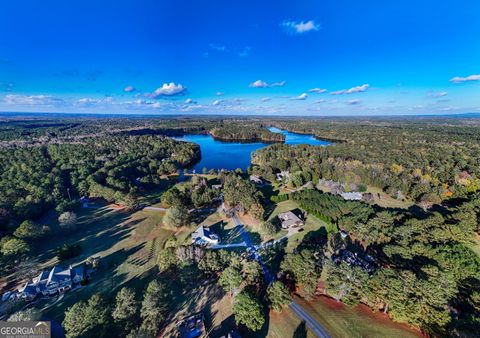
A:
34,212,139,266
211,221,243,244
41,243,147,321
293,321,308,338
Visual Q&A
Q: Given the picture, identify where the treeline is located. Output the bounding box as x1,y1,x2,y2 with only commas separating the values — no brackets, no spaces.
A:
291,190,373,230
210,125,285,143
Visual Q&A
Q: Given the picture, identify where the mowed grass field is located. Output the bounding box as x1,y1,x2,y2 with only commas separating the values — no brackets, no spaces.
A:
203,293,422,338
28,200,194,321
291,296,422,338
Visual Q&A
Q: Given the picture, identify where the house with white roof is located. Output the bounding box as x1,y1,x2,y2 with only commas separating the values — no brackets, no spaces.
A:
340,192,363,201
19,265,85,299
191,226,220,247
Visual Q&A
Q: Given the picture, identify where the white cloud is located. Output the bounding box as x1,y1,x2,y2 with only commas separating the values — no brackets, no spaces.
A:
216,92,224,96
210,43,226,52
4,94,64,106
450,74,480,83
347,99,361,105
281,20,320,34
295,93,308,100
151,82,186,97
271,81,286,87
308,88,327,93
212,99,222,106
428,91,448,97
249,80,286,88
331,84,369,95
184,98,194,104
250,80,269,88
315,99,326,103
261,97,271,102
124,85,135,93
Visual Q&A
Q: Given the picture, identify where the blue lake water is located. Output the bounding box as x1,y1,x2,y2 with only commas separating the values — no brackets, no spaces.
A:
174,127,331,172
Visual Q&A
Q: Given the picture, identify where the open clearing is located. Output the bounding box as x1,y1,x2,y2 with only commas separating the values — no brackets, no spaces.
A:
292,295,422,338
17,200,193,321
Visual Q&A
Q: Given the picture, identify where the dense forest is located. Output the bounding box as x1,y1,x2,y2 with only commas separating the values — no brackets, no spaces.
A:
279,188,480,336
0,134,199,239
210,125,285,142
251,119,480,204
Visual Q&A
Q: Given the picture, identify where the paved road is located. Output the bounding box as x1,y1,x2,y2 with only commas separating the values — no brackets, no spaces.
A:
290,301,331,338
143,206,167,211
232,213,331,338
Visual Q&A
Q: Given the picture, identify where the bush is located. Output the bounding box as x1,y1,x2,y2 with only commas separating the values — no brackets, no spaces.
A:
58,211,77,230
270,194,290,203
261,218,281,236
55,200,80,214
57,244,82,261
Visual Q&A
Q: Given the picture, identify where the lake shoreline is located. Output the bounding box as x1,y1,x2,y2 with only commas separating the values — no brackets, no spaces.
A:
174,128,331,172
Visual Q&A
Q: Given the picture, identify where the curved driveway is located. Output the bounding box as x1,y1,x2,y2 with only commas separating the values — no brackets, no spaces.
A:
232,214,331,338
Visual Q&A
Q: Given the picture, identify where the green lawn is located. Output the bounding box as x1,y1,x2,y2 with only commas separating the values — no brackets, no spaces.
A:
265,200,331,253
20,200,193,322
260,308,317,338
365,186,413,209
210,219,245,244
292,296,421,338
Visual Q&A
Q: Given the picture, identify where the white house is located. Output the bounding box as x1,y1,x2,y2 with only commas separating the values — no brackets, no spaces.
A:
19,265,85,299
340,192,363,201
191,226,220,247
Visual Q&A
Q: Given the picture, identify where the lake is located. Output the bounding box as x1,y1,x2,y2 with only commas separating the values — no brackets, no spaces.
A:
174,127,331,172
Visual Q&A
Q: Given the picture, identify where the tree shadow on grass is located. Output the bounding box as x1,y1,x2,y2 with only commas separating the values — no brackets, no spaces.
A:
211,221,244,244
34,214,143,266
297,227,328,252
293,321,308,338
260,241,287,277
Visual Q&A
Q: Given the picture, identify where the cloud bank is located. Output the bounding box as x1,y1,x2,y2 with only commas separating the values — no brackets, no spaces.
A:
450,74,480,83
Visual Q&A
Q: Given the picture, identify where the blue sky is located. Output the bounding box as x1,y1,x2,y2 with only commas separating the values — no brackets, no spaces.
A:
0,0,479,115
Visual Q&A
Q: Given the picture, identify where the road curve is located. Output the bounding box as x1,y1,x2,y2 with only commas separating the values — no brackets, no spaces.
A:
289,301,331,338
